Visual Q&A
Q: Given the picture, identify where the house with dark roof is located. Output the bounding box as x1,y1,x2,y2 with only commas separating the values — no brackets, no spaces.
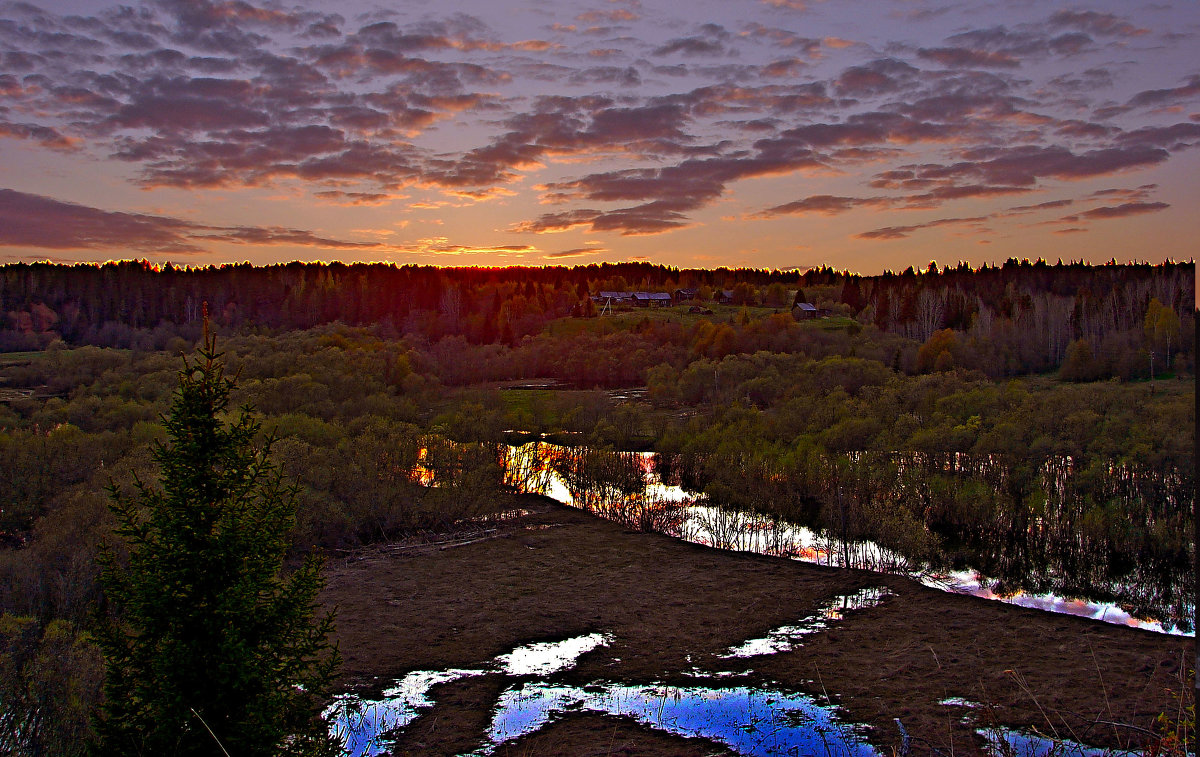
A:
632,292,673,307
593,291,634,304
792,302,820,320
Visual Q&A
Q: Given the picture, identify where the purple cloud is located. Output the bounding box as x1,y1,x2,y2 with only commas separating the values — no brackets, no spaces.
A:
0,188,386,253
906,144,1169,187
1047,10,1148,38
1079,201,1169,219
545,246,605,258
854,215,989,240
756,194,890,217
917,47,1020,69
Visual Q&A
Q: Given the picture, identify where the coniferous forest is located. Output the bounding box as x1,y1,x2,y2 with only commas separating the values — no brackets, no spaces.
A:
0,260,1193,380
0,259,1194,755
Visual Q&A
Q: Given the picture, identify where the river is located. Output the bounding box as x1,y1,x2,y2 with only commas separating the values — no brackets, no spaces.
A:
489,440,1194,635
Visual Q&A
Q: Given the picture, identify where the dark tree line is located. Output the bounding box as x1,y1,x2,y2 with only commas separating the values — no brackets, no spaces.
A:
2,260,1191,380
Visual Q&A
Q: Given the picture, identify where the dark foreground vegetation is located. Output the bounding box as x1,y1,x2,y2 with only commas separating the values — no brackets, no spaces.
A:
0,259,1193,754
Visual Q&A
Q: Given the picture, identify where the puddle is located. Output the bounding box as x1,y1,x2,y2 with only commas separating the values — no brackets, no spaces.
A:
331,628,880,757
328,668,482,757
980,727,1138,757
475,681,878,757
496,633,613,676
721,587,894,658
330,633,614,755
928,570,1192,635
938,697,982,708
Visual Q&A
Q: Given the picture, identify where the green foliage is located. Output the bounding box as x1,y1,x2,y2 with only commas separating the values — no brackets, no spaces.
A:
94,334,340,757
1150,673,1194,757
0,281,1192,744
0,614,103,757
1059,339,1102,382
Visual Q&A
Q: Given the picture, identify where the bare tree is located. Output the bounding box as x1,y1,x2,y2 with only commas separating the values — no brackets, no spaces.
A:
914,289,945,342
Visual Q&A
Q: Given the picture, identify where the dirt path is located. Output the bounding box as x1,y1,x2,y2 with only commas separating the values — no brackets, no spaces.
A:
320,495,1191,756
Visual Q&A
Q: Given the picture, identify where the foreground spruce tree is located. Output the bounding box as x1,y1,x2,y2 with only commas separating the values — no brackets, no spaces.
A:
94,330,340,756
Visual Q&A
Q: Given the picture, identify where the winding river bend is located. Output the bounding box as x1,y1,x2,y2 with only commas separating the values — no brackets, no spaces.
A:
484,440,1193,635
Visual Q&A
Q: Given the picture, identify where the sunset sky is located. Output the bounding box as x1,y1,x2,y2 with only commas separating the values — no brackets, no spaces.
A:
0,0,1197,273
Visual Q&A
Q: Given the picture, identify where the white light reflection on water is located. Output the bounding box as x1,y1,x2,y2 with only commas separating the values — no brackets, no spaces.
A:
328,634,613,756
937,700,1134,756
474,682,878,757
328,668,481,757
496,632,613,676
938,697,981,708
721,587,894,659
929,570,1189,635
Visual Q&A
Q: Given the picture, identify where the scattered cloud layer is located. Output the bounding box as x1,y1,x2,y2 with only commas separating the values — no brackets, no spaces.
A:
0,0,1195,261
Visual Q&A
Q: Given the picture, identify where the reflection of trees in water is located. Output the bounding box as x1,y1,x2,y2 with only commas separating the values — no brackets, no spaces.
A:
546,445,645,507
661,443,1192,630
536,445,688,535
889,451,1194,631
427,441,1192,630
499,441,556,495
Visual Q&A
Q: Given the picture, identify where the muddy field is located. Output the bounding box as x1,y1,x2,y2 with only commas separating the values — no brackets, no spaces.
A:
320,495,1192,756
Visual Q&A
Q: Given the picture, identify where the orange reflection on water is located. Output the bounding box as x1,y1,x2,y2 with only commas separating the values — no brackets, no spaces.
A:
410,447,435,485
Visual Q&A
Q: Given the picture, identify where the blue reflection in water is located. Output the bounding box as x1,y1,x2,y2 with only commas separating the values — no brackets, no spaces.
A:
328,629,879,757
980,727,1139,757
329,668,481,756
476,681,877,757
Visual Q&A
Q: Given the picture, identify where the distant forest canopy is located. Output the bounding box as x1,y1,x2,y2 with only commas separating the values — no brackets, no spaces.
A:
0,258,1193,380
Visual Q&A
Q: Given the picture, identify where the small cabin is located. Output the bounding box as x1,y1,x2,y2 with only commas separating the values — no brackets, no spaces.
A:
593,291,634,305
632,292,674,308
792,302,820,320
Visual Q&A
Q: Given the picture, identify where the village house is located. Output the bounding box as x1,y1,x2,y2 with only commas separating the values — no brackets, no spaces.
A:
631,292,673,308
593,291,635,306
792,302,820,320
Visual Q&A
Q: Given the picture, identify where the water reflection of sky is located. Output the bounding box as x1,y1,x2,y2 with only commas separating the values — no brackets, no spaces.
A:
329,604,1141,756
329,632,879,757
979,726,1139,757
929,570,1188,635
505,443,1193,636
329,668,480,756
721,587,894,658
477,682,877,757
938,699,1135,757
328,634,614,756
495,633,612,676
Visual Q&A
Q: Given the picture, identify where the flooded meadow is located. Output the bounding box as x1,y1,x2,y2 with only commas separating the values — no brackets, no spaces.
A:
320,439,1192,755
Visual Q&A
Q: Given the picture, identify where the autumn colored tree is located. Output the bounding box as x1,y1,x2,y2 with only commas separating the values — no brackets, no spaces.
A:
916,328,959,373
1144,297,1181,370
